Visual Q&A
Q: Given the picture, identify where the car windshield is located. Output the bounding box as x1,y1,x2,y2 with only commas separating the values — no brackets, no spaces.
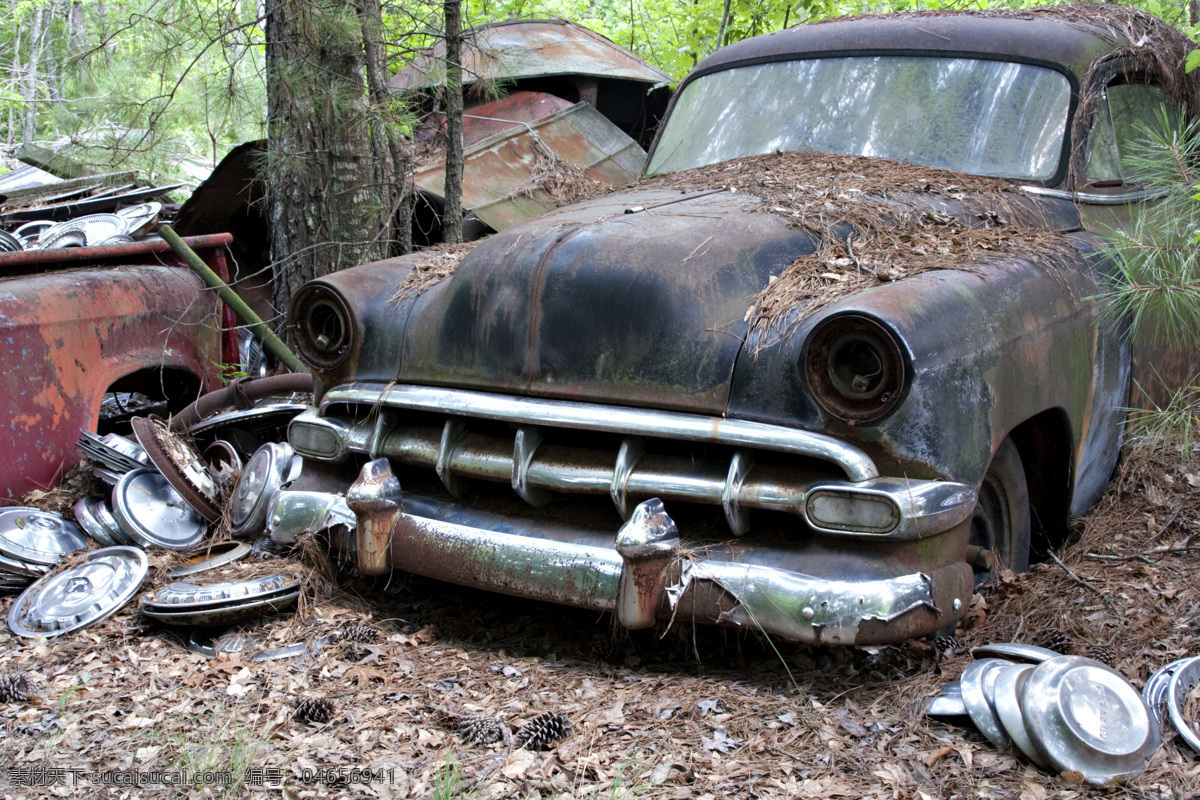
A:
646,56,1072,182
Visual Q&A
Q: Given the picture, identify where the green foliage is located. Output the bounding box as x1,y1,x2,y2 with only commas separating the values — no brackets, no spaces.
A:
6,0,267,183
431,751,472,800
1127,371,1200,459
169,704,266,799
1100,106,1200,455
1100,107,1200,351
448,0,840,78
6,0,1200,196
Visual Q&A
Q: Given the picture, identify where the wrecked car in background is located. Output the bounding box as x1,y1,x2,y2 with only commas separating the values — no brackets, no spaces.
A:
278,5,1199,645
0,171,235,499
394,18,672,242
175,20,672,330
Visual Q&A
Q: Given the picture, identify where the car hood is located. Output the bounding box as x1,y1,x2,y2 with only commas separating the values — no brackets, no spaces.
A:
385,173,1080,415
396,186,817,414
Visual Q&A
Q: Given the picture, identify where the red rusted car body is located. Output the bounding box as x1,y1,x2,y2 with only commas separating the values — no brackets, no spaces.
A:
1,235,235,500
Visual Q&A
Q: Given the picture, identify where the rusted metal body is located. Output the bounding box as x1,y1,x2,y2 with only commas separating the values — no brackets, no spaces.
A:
398,18,672,242
0,183,184,222
391,18,672,149
458,92,574,148
1,235,233,500
391,19,672,93
288,9,1193,644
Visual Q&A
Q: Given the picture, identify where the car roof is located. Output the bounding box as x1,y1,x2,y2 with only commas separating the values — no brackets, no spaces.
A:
390,18,672,93
695,4,1183,81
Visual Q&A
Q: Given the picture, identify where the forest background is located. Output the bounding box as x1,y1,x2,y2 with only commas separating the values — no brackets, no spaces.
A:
6,0,1200,190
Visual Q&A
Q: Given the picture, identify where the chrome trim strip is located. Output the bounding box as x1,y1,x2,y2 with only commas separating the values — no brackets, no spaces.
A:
803,480,976,539
293,403,976,539
609,437,644,520
1019,184,1164,205
393,510,624,610
722,450,754,536
671,561,939,645
512,427,551,508
436,419,468,497
321,383,880,481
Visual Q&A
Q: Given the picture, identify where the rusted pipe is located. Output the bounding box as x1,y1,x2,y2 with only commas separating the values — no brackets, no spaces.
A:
159,224,309,374
168,373,314,432
346,458,401,576
0,233,232,275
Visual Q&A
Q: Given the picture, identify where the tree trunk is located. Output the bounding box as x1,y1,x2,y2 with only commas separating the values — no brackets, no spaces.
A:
264,0,392,325
441,0,464,244
10,14,22,146
356,0,412,255
22,5,47,144
45,3,61,106
96,0,110,65
69,1,85,52
715,0,731,52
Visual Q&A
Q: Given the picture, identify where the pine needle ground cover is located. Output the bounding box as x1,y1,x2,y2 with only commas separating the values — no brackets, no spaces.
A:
1,442,1199,799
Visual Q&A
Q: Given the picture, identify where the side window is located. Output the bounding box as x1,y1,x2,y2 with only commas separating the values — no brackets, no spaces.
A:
1084,82,1176,186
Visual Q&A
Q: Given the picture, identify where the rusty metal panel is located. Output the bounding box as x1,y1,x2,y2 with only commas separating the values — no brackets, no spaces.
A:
391,19,671,93
415,101,646,232
0,233,233,276
460,91,574,148
0,240,228,500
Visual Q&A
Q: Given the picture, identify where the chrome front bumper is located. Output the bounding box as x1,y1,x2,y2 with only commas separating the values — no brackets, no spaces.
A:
343,462,974,646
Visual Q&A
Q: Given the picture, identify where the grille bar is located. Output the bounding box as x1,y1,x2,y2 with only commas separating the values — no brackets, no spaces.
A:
321,383,879,481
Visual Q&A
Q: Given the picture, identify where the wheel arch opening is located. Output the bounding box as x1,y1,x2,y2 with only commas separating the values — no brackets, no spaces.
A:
1007,407,1074,559
98,367,205,435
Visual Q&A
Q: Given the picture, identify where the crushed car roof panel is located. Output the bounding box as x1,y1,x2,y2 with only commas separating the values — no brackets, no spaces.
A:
390,18,673,92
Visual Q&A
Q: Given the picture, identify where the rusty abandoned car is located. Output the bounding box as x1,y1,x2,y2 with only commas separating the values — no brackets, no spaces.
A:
1,234,234,501
278,5,1198,646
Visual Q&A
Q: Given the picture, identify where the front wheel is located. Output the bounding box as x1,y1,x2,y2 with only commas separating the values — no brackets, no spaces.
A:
969,436,1031,575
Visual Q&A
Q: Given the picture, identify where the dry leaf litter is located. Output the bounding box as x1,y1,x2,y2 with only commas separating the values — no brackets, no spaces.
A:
386,146,1092,346
644,150,1083,344
0,439,1199,798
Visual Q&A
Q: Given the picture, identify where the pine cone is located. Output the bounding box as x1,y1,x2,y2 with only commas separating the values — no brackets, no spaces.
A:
1086,644,1118,668
932,636,963,657
1032,628,1074,655
457,711,505,745
340,622,380,644
294,696,335,725
0,673,35,703
593,639,624,665
515,711,572,750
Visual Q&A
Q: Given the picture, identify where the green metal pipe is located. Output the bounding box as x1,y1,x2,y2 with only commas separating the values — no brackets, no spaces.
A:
160,224,309,374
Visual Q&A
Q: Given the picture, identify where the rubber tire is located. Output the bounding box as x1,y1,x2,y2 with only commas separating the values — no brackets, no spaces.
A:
970,437,1031,574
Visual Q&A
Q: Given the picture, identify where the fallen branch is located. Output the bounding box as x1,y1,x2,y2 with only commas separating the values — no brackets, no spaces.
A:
1047,549,1125,626
1084,542,1200,563
1144,503,1185,547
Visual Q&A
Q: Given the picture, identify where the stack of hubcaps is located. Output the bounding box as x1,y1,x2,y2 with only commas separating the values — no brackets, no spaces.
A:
0,508,87,591
927,643,1159,784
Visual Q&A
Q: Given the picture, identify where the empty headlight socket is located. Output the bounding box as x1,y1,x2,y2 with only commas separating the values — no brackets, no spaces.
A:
289,283,356,371
803,313,910,424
